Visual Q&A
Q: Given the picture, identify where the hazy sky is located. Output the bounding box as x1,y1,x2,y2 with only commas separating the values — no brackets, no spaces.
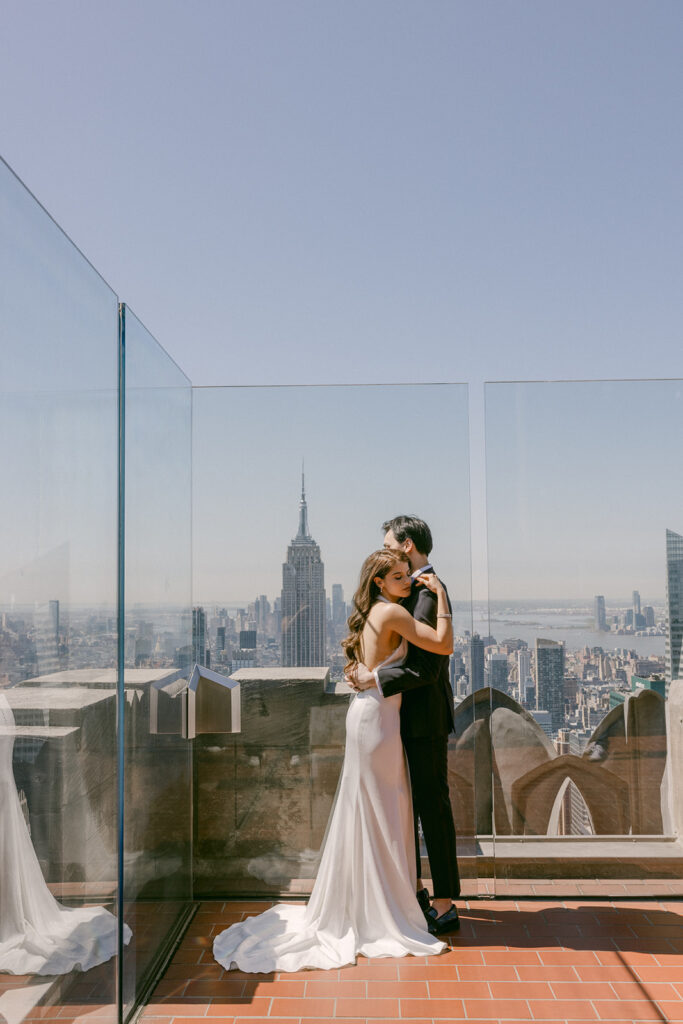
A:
192,385,471,621
3,1,683,601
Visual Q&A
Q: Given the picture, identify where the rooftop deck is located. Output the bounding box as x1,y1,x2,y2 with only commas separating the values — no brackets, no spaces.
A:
139,897,683,1024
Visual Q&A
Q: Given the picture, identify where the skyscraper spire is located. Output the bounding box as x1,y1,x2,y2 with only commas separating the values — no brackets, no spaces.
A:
282,464,326,667
297,462,309,538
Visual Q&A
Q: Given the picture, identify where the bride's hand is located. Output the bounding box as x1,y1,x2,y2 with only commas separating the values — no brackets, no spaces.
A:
415,572,443,594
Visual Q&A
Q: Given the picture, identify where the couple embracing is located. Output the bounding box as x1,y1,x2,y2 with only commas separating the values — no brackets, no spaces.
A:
214,515,460,972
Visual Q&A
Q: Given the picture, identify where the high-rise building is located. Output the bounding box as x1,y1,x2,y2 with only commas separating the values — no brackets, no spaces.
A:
486,652,508,691
666,528,683,684
594,595,607,632
192,606,207,665
632,590,641,620
466,634,485,692
332,584,346,626
644,605,656,628
517,648,531,703
535,637,565,732
281,472,326,667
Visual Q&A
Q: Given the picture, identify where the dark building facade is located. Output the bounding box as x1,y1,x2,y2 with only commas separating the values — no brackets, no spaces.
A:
535,637,565,733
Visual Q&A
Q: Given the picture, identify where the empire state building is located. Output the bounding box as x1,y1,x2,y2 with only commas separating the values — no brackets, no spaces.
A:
281,473,327,667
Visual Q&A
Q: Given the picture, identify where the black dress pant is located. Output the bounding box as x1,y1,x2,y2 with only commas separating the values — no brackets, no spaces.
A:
404,734,460,899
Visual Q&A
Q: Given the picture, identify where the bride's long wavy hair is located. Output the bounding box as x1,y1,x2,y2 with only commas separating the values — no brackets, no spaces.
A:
342,549,410,672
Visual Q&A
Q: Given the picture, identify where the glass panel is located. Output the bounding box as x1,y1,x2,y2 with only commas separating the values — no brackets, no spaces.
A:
0,159,119,1021
485,380,682,897
191,384,475,900
121,307,193,1017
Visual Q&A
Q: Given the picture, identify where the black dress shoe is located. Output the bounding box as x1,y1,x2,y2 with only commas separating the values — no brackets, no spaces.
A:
416,888,431,916
428,904,460,935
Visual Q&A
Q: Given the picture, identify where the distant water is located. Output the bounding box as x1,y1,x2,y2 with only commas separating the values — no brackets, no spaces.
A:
472,610,666,658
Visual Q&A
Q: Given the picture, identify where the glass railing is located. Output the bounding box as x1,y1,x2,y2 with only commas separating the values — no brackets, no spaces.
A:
3,152,682,1024
190,384,477,896
1,157,120,1021
484,380,683,893
0,160,194,1024
120,307,193,1017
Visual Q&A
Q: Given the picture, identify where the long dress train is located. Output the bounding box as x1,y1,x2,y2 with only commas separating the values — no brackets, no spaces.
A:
213,641,445,972
0,693,131,975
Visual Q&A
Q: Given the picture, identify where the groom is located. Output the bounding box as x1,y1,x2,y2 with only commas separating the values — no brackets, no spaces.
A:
350,515,460,934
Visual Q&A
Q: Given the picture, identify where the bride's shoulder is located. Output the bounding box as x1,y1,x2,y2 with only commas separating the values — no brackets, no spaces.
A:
369,600,406,622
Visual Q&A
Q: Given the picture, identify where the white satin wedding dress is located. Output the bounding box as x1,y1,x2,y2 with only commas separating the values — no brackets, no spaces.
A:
213,640,445,972
0,692,130,975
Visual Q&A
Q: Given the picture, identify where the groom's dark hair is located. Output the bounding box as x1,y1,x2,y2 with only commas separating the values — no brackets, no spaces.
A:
382,515,433,557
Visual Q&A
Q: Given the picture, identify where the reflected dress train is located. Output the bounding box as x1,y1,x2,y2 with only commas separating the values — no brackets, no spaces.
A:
0,693,130,975
213,641,445,972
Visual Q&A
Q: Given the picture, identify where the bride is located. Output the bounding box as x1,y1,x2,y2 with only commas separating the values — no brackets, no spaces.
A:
213,548,454,973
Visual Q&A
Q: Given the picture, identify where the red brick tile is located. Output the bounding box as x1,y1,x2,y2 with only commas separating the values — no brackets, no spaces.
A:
458,965,517,981
490,982,553,999
146,1006,208,1017
305,980,366,998
529,1000,597,1019
483,951,542,965
592,1000,665,1021
610,980,679,1001
653,950,683,964
574,965,635,983
277,967,340,981
205,1001,272,1018
270,996,336,1017
242,979,304,997
365,981,428,998
339,964,399,981
400,998,466,1019
656,1003,683,1022
433,947,485,965
516,965,579,982
538,950,600,966
634,964,683,982
299,1020,369,1024
629,924,683,938
549,981,616,1000
183,980,250,998
428,980,492,999
594,949,658,966
166,1019,216,1024
231,1020,287,1024
335,997,399,1017
300,1020,367,1024
398,965,460,981
464,999,531,1019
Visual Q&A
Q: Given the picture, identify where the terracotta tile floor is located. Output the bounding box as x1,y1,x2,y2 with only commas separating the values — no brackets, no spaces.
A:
140,898,683,1024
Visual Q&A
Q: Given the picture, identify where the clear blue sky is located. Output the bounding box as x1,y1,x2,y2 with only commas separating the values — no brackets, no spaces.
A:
3,1,683,601
2,0,682,387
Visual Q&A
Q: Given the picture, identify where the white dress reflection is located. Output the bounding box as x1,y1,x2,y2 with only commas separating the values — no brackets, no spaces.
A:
0,693,130,975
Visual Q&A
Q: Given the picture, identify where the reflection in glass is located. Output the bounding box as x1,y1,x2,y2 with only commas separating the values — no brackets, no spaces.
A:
0,694,129,974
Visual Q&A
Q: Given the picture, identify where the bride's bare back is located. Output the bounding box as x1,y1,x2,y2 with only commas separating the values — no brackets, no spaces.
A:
360,605,403,671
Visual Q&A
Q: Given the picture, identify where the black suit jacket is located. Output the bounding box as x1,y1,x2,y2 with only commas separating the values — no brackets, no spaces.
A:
376,574,455,739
